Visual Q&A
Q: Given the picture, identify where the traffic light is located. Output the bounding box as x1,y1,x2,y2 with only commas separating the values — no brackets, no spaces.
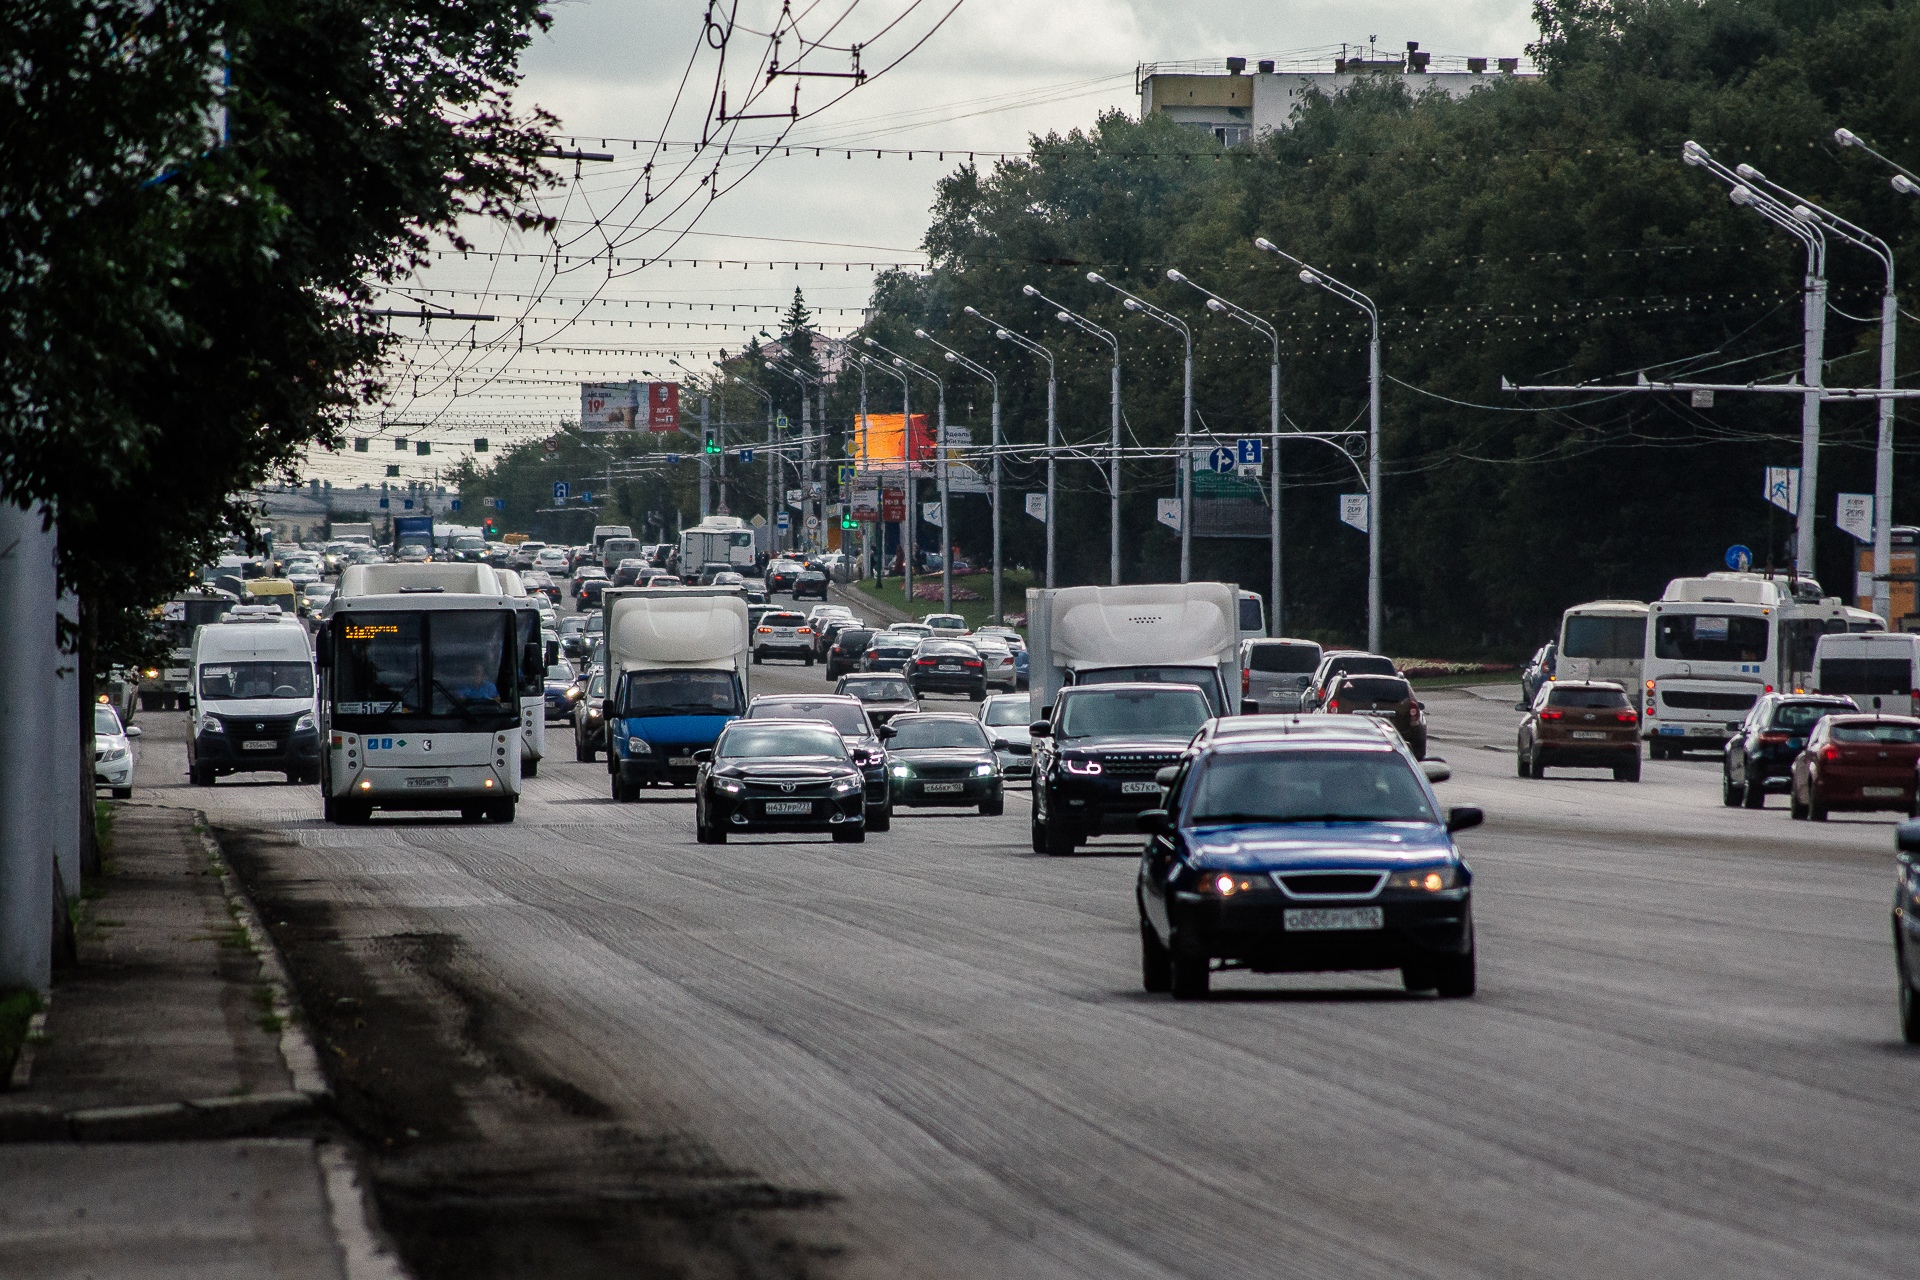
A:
840,514,858,530
703,433,720,455
483,517,497,539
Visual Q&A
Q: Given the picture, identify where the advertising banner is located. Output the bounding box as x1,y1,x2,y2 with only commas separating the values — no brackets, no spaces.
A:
645,380,679,431
850,481,881,521
581,381,680,431
1837,492,1874,543
881,488,906,523
851,413,935,469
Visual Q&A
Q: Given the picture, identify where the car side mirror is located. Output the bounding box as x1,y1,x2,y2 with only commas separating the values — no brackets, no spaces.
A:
314,628,333,669
1416,701,1427,711
1239,700,1260,715
126,725,143,739
1154,765,1179,786
877,723,897,739
1137,808,1171,836
1898,818,1920,856
1445,805,1483,833
1028,721,1052,736
991,738,1010,751
1420,760,1452,783
691,749,713,763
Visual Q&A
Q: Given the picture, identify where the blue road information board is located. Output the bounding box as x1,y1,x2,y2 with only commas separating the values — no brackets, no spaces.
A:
1725,544,1754,571
450,499,462,512
581,492,592,504
738,449,754,463
1207,446,1237,474
552,481,569,502
777,511,790,529
1237,438,1263,466
666,453,679,465
838,464,856,484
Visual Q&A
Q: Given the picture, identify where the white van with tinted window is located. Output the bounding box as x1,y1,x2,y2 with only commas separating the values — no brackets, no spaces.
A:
187,607,319,786
1813,631,1920,717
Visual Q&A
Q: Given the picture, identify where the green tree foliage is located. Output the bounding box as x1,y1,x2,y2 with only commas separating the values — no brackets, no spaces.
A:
863,0,1920,651
1,0,555,659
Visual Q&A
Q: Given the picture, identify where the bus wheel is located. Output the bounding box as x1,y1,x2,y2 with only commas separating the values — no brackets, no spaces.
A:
460,805,484,823
521,757,539,779
487,799,516,823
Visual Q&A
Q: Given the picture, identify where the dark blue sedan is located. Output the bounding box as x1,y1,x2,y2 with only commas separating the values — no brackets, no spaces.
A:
542,662,579,722
1137,734,1480,999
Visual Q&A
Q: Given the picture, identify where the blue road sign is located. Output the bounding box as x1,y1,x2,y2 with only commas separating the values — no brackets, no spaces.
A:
777,511,790,529
552,481,569,503
1236,438,1263,466
581,492,592,504
837,464,856,485
738,448,754,463
1207,446,1237,474
1725,544,1754,572
449,498,462,512
776,413,792,431
493,498,506,510
666,453,679,465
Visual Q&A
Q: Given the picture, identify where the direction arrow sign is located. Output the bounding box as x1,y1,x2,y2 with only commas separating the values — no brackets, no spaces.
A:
1207,446,1237,474
738,448,754,463
552,481,569,502
1236,438,1263,466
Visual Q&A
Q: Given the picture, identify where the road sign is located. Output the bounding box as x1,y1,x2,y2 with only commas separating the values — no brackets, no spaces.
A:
450,499,462,512
786,488,804,509
666,453,679,465
1024,493,1048,522
1765,466,1799,515
776,511,790,529
1339,493,1370,533
750,514,766,527
1207,446,1237,474
881,488,906,522
1725,544,1754,571
923,501,943,528
1156,498,1181,531
837,464,856,485
804,515,820,532
552,481,569,503
581,492,592,504
776,413,791,431
738,448,754,463
491,498,506,511
1236,438,1263,466
1837,494,1874,543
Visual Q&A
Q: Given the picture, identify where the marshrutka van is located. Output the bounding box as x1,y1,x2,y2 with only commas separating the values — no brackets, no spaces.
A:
1643,572,1881,757
335,562,546,776
1812,631,1920,717
679,516,757,574
187,606,320,786
317,589,525,824
1026,582,1242,720
1556,601,1649,706
601,586,750,800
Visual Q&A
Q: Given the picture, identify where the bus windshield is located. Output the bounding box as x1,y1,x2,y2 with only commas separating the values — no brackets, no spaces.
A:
1563,615,1645,660
334,612,516,720
1653,613,1769,663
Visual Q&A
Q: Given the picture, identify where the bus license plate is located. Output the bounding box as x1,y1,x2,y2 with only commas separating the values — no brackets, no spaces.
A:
1658,725,1685,736
242,740,277,751
405,776,451,789
1284,907,1384,932
765,800,811,815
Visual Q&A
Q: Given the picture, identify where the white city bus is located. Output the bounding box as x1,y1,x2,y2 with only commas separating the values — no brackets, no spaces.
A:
317,592,524,823
1556,601,1648,705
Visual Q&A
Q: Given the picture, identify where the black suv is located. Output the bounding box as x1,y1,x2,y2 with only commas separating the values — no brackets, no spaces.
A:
1723,693,1857,808
1029,682,1214,855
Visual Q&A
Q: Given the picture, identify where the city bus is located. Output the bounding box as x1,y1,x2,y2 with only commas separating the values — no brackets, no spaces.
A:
317,592,523,823
1555,601,1648,706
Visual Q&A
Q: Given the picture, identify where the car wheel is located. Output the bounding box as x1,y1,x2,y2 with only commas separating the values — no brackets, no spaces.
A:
111,787,132,800
190,763,215,787
1515,743,1528,778
612,774,633,803
866,802,891,832
804,654,814,667
460,805,484,823
1790,788,1808,820
1030,811,1047,854
1900,938,1920,1045
1722,771,1743,807
1527,749,1545,780
1169,950,1210,1000
833,825,865,843
1615,757,1641,783
575,737,589,763
488,800,516,824
752,650,764,664
522,757,538,779
979,792,1004,817
1044,817,1079,856
969,687,985,702
1810,799,1828,822
1433,940,1477,999
1743,778,1766,809
1649,739,1669,761
1140,919,1172,993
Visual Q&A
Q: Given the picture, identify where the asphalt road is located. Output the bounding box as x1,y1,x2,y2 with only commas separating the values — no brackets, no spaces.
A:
136,665,1920,1279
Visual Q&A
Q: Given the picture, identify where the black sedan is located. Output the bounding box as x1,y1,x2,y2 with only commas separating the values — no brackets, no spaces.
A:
741,694,892,831
693,721,868,844
1138,734,1479,999
793,569,829,600
1895,820,1920,1043
1030,683,1213,855
824,627,874,679
907,639,987,700
862,636,917,674
1723,693,1857,809
884,713,1005,815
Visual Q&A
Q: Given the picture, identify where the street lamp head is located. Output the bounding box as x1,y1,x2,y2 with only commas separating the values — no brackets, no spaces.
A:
1734,162,1762,180
1792,204,1819,223
913,328,928,339
963,305,980,316
1253,237,1277,252
944,351,958,363
1729,185,1755,206
863,336,877,347
1835,127,1860,148
1894,174,1920,197
994,329,1010,340
764,360,776,369
1086,272,1104,284
1206,298,1226,312
1055,311,1071,323
1123,298,1143,311
892,357,905,367
1165,268,1187,282
1021,284,1039,297
1681,139,1708,166
1298,268,1319,285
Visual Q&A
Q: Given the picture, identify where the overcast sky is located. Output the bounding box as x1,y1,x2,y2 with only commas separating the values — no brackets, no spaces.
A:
309,0,1536,491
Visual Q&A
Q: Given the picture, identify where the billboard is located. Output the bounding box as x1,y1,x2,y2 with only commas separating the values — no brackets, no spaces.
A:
851,413,934,470
581,381,680,432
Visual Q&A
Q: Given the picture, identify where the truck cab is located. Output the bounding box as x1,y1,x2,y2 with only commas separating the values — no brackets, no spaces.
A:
605,588,751,799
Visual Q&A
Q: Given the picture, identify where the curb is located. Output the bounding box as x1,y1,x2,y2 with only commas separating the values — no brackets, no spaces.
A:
0,1089,318,1143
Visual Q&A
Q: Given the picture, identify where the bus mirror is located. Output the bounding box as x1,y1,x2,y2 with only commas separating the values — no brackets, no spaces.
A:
315,628,333,669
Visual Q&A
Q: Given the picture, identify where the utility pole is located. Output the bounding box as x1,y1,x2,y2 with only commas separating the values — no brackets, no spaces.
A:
0,500,58,991
696,395,711,520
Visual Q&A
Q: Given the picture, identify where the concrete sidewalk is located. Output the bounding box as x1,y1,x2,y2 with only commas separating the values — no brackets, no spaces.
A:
0,802,403,1279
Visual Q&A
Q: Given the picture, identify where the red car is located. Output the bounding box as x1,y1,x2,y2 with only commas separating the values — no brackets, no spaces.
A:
1790,714,1920,820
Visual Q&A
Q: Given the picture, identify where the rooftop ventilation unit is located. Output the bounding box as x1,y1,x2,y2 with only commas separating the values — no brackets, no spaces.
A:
1225,56,1246,74
1257,59,1274,73
1467,56,1487,73
1498,57,1519,72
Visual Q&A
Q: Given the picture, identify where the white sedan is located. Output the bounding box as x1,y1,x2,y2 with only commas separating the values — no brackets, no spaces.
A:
94,702,141,799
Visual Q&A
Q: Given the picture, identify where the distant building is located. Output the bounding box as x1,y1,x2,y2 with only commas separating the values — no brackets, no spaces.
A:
1137,44,1535,146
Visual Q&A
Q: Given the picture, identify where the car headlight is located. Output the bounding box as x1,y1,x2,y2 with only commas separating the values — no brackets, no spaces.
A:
1196,870,1264,896
1063,756,1102,775
99,744,130,762
832,775,863,793
1387,865,1458,892
974,762,995,776
588,708,602,719
714,777,744,794
198,714,223,735
629,737,651,754
889,764,912,778
295,713,315,732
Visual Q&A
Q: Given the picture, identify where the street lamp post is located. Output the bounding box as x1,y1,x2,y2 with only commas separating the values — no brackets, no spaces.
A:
860,356,911,592
1087,273,1194,581
711,363,774,557
1025,284,1122,585
869,338,950,610
764,360,822,554
1167,269,1284,633
965,306,1058,589
1255,238,1382,651
1683,141,1828,582
917,328,1004,623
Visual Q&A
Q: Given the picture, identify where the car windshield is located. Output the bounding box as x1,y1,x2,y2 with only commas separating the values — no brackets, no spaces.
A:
93,705,123,736
919,641,975,657
588,674,606,698
1654,613,1769,663
869,639,913,653
884,717,987,751
1188,748,1437,825
1547,687,1630,709
622,670,741,716
982,699,1028,726
841,677,911,701
1333,676,1411,703
748,700,869,735
199,661,314,700
545,663,574,681
1830,721,1920,744
1771,702,1849,731
835,630,874,650
1248,643,1320,674
718,724,849,760
1057,687,1211,740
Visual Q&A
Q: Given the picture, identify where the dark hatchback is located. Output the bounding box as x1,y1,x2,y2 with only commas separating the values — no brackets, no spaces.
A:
908,640,987,700
793,569,829,600
1318,672,1427,759
1723,693,1857,809
884,713,1005,815
1138,736,1480,999
824,627,874,679
742,694,892,831
1030,683,1213,855
862,636,917,674
693,721,868,844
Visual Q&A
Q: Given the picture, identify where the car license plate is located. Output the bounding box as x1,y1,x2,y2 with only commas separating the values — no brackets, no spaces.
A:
1284,906,1384,932
1570,730,1607,740
923,781,964,794
404,776,451,789
1863,786,1905,799
669,756,694,767
1789,739,1804,749
1120,781,1160,794
764,800,812,815
243,739,277,751
939,663,959,671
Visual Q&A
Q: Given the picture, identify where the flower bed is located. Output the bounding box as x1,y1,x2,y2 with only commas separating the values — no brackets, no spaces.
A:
1391,659,1517,679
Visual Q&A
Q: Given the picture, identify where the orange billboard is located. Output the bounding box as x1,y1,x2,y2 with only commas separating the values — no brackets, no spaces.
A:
851,413,933,466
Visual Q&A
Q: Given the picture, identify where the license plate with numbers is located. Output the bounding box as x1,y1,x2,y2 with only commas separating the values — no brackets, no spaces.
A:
1284,907,1383,932
243,740,277,751
764,800,812,815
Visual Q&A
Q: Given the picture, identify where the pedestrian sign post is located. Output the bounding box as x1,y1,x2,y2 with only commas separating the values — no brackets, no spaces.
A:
776,413,791,432
1725,545,1754,571
552,481,569,503
837,464,856,485
1765,466,1800,515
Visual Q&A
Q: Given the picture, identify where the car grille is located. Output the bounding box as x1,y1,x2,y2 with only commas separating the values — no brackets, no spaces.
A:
1100,752,1183,777
1276,872,1386,898
911,763,976,780
1661,690,1757,711
213,715,299,742
741,777,835,797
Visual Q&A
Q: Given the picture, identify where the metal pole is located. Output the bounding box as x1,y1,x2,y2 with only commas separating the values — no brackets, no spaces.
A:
1875,285,1896,619
1269,349,1282,635
937,383,952,610
991,384,1003,624
0,500,56,991
859,364,870,581
698,396,711,520
765,399,775,560
1110,353,1121,586
903,376,914,604
1799,256,1825,577
1046,369,1057,589
1367,319,1382,653
716,394,727,515
1179,340,1193,582
816,379,827,554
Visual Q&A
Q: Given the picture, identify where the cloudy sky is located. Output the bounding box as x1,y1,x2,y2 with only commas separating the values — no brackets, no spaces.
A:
312,0,1536,490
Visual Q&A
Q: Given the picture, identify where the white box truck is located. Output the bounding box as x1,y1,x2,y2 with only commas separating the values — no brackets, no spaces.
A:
679,516,758,576
1026,582,1243,720
601,586,750,800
